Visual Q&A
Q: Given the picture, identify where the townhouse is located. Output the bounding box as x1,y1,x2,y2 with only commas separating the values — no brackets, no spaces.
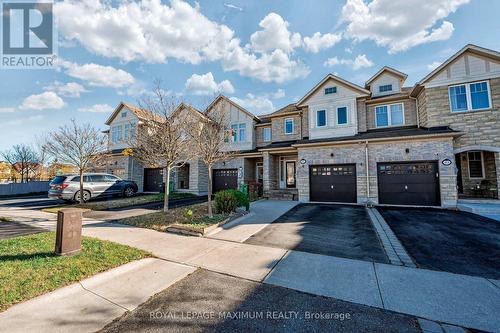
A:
100,44,500,208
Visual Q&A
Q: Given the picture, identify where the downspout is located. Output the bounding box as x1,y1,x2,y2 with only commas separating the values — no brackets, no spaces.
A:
364,140,370,203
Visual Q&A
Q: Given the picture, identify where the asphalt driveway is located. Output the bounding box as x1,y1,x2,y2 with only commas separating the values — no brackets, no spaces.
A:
244,204,388,263
378,207,500,280
99,269,419,333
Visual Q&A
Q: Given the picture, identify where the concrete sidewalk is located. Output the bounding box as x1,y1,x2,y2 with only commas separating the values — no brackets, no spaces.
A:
82,222,500,332
207,199,299,242
0,258,195,333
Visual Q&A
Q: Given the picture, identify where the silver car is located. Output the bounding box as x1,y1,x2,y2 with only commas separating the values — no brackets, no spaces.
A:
48,173,138,202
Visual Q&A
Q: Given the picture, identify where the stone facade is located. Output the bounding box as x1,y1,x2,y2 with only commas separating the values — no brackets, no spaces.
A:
297,137,457,207
256,125,271,147
271,114,303,142
419,77,500,149
357,99,367,132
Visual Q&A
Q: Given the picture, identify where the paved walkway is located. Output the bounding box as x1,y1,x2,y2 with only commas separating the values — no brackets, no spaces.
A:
0,258,195,333
1,200,499,332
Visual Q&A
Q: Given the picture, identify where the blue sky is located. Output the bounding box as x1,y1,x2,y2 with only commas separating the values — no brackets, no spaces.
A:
0,0,499,151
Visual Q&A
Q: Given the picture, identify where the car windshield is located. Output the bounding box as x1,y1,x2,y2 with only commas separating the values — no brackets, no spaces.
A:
50,176,67,184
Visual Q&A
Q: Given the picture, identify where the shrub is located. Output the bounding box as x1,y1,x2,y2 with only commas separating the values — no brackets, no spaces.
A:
214,189,250,213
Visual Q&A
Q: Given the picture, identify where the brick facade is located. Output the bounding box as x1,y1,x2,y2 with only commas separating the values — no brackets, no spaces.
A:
271,114,303,142
365,98,417,130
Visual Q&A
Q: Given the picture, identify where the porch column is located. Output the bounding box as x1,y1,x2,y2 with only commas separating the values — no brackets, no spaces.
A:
263,152,277,195
496,152,500,199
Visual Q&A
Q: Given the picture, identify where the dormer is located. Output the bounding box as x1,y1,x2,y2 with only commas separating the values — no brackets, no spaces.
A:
297,74,370,140
365,67,408,97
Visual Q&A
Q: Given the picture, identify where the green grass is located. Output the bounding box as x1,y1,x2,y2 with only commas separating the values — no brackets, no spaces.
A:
42,192,197,214
0,217,14,222
117,203,227,232
0,232,151,312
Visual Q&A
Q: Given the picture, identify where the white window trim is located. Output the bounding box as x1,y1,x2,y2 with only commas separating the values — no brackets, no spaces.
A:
335,106,349,126
375,102,405,128
467,151,486,179
379,84,393,93
284,118,294,135
316,110,327,128
448,80,492,113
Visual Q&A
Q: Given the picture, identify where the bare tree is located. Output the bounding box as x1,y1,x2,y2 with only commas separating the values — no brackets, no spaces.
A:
44,120,107,203
1,144,40,182
132,83,193,212
187,98,235,217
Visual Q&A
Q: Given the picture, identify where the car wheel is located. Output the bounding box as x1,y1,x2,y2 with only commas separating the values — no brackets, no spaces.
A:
123,186,135,198
74,190,91,203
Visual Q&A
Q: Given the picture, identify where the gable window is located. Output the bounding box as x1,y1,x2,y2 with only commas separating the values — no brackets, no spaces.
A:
379,84,392,93
324,87,337,95
337,107,348,125
111,125,123,143
316,110,327,127
375,103,404,127
449,81,491,112
263,127,271,142
121,112,127,118
468,151,484,178
284,118,294,134
124,123,136,141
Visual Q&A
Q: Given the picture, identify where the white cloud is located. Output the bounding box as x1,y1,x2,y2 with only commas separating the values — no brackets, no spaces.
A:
223,48,309,83
224,3,243,11
249,13,302,53
0,107,16,113
55,0,237,64
341,0,469,53
77,104,114,113
427,61,442,70
59,60,135,88
20,92,65,110
231,94,274,115
303,32,342,53
270,88,285,99
324,54,374,70
185,72,235,95
43,81,88,98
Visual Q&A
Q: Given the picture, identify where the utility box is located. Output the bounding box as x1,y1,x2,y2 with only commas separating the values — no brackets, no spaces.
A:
55,208,83,256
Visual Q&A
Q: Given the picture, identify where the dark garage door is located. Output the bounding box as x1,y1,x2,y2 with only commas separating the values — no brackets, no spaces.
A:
213,169,238,193
144,168,164,192
309,164,357,203
378,161,440,206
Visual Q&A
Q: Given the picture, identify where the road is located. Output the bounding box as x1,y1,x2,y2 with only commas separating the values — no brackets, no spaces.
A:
0,195,64,209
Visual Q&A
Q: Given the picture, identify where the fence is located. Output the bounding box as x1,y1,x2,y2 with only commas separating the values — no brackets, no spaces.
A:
0,181,50,197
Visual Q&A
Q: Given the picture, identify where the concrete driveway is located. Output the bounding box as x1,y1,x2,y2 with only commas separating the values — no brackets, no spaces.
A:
378,207,500,279
99,269,420,333
245,204,388,263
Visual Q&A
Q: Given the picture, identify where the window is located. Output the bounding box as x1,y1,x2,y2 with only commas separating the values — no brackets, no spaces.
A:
449,85,468,112
231,124,238,142
121,112,127,118
375,103,404,127
379,84,393,93
238,123,246,142
449,81,491,112
263,127,271,142
316,110,326,127
111,125,123,143
468,151,484,178
284,118,294,134
124,123,136,141
337,107,348,125
324,87,337,94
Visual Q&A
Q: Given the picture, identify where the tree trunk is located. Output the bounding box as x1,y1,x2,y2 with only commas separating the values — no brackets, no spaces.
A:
164,165,170,212
207,164,213,218
79,169,84,204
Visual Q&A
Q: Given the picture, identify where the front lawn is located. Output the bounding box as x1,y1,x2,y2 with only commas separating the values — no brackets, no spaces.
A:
0,232,151,312
42,192,197,214
117,203,229,233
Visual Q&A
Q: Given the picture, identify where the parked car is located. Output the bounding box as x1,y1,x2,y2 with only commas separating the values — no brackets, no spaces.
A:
48,173,138,202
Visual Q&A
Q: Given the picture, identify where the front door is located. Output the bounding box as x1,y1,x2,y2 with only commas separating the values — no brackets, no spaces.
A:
286,161,296,188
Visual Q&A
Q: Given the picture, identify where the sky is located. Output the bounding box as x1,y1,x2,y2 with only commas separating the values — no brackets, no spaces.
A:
0,0,499,151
